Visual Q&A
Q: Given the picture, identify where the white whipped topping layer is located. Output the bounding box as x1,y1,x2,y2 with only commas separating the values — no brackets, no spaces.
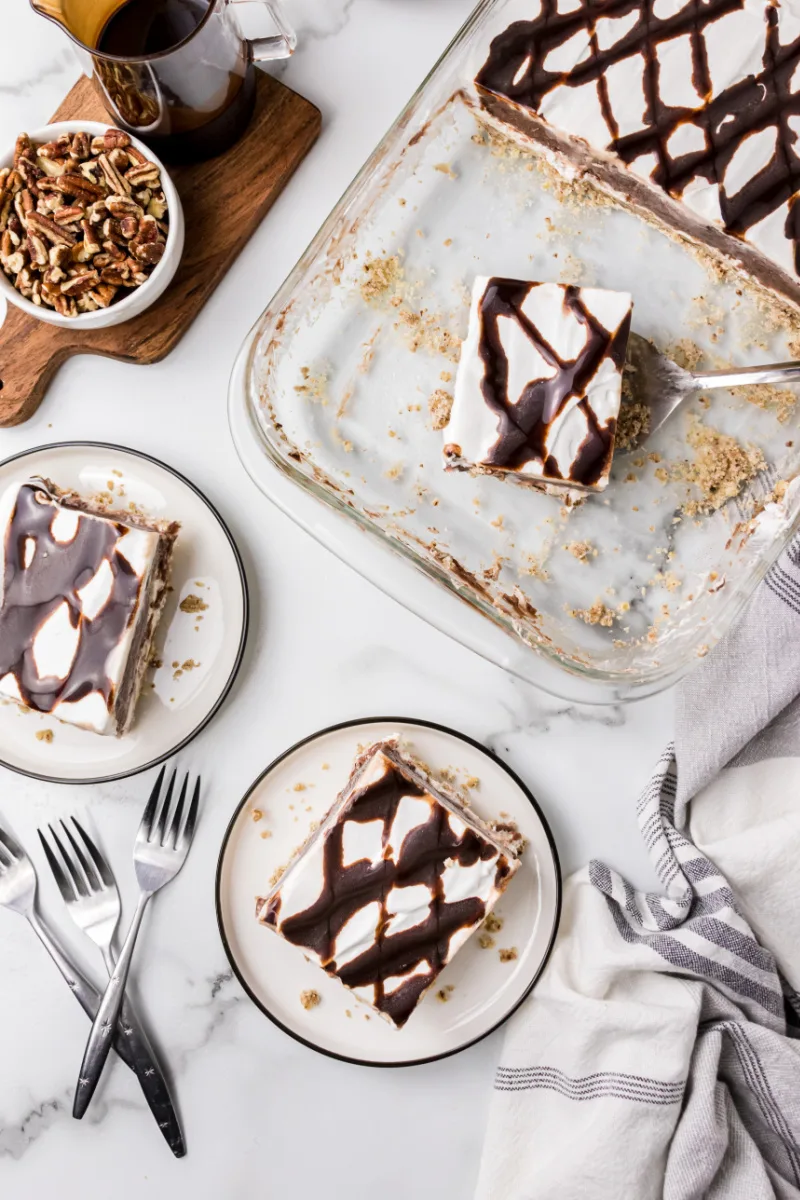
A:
444,276,631,491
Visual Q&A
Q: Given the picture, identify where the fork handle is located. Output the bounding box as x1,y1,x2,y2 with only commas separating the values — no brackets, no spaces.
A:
28,910,185,1156
102,946,186,1158
693,361,800,390
73,892,150,1120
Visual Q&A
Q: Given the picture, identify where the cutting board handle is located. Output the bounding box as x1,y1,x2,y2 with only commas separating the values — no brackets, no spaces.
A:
0,304,86,427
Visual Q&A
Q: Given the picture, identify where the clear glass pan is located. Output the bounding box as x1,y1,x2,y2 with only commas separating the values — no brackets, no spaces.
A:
230,0,800,704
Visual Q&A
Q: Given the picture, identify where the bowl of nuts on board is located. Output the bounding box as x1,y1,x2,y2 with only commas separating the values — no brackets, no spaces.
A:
0,121,184,329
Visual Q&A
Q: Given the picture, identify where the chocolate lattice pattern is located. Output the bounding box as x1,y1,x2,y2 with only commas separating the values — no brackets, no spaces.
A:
477,0,800,273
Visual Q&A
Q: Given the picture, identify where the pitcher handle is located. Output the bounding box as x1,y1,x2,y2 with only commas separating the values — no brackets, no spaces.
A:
229,0,297,62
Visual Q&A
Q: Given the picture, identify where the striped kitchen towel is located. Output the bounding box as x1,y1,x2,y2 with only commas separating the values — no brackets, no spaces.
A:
476,536,800,1200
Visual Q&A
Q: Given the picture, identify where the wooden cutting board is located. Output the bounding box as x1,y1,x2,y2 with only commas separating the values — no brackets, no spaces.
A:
0,72,321,427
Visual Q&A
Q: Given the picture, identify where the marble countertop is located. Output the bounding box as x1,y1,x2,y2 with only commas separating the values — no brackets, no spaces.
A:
0,2,673,1195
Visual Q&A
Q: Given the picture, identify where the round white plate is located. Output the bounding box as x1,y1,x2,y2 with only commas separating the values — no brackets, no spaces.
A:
216,718,561,1067
0,442,248,784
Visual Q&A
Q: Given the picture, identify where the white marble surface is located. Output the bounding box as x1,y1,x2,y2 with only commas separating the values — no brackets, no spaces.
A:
0,2,674,1195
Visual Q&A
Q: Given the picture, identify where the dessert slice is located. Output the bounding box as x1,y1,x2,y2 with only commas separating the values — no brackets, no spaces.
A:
256,739,521,1028
443,276,632,498
0,477,179,736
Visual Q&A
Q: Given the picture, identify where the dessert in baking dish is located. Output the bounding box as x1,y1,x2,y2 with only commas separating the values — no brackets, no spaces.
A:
257,739,521,1028
476,0,800,311
0,477,178,736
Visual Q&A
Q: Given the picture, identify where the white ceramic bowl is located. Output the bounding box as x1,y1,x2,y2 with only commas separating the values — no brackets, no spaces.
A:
0,121,184,330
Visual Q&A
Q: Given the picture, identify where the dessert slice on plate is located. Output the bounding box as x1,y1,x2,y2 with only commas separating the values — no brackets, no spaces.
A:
0,477,179,736
256,738,521,1028
443,276,632,500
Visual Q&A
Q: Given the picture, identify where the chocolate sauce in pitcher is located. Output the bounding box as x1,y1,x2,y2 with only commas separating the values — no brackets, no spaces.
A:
93,0,256,163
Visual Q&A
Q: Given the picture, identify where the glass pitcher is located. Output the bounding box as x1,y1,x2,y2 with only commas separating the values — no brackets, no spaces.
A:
30,0,297,163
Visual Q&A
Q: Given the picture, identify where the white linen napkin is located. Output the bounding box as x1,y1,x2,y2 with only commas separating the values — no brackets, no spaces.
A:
476,538,800,1200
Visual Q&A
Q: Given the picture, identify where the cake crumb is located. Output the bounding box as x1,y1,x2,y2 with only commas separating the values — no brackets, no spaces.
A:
564,540,595,563
345,1009,352,1018
35,729,54,743
300,989,321,1011
433,162,457,179
436,984,455,1002
260,830,273,839
484,912,504,934
428,388,454,430
615,395,650,451
322,763,330,770
569,599,615,627
384,463,404,480
293,782,308,792
499,947,518,963
179,594,208,614
479,932,496,950
464,775,480,790
252,809,263,822
360,253,403,302
677,419,765,514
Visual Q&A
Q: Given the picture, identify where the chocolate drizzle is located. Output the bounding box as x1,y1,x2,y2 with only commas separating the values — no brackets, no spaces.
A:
475,277,629,484
265,751,515,1028
0,482,144,718
477,0,800,271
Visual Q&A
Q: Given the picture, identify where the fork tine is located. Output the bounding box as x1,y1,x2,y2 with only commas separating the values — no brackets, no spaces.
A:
139,764,166,841
49,824,89,899
60,820,100,894
38,827,77,904
0,824,23,862
178,777,200,851
166,774,188,848
155,769,176,845
70,818,115,890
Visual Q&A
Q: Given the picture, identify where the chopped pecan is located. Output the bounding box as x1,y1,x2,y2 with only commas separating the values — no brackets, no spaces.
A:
53,293,77,317
97,153,131,196
108,147,130,171
89,283,118,307
99,265,128,286
119,215,139,240
86,199,109,224
13,134,32,167
26,210,76,246
61,269,99,296
130,238,165,265
43,264,66,286
102,238,126,261
106,193,142,218
80,220,102,256
54,205,84,226
3,249,26,275
70,131,90,160
125,161,161,189
77,293,99,312
26,233,48,266
36,155,68,178
49,244,70,269
146,193,167,220
103,128,131,151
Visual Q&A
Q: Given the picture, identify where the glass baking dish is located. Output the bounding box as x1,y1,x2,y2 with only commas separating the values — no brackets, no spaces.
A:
229,0,800,704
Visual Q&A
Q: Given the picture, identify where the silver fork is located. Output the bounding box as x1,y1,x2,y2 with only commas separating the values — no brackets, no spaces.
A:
0,819,184,1154
39,815,185,1157
74,767,200,1119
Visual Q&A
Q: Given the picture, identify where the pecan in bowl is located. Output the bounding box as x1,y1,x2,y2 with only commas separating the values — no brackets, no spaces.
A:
0,121,184,329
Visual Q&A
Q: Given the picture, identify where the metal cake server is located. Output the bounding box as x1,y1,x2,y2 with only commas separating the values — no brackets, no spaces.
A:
39,817,185,1157
626,332,800,439
73,767,200,1120
0,819,184,1155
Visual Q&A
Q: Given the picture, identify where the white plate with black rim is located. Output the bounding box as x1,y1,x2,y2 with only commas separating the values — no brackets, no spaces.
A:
0,442,248,784
216,717,561,1067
